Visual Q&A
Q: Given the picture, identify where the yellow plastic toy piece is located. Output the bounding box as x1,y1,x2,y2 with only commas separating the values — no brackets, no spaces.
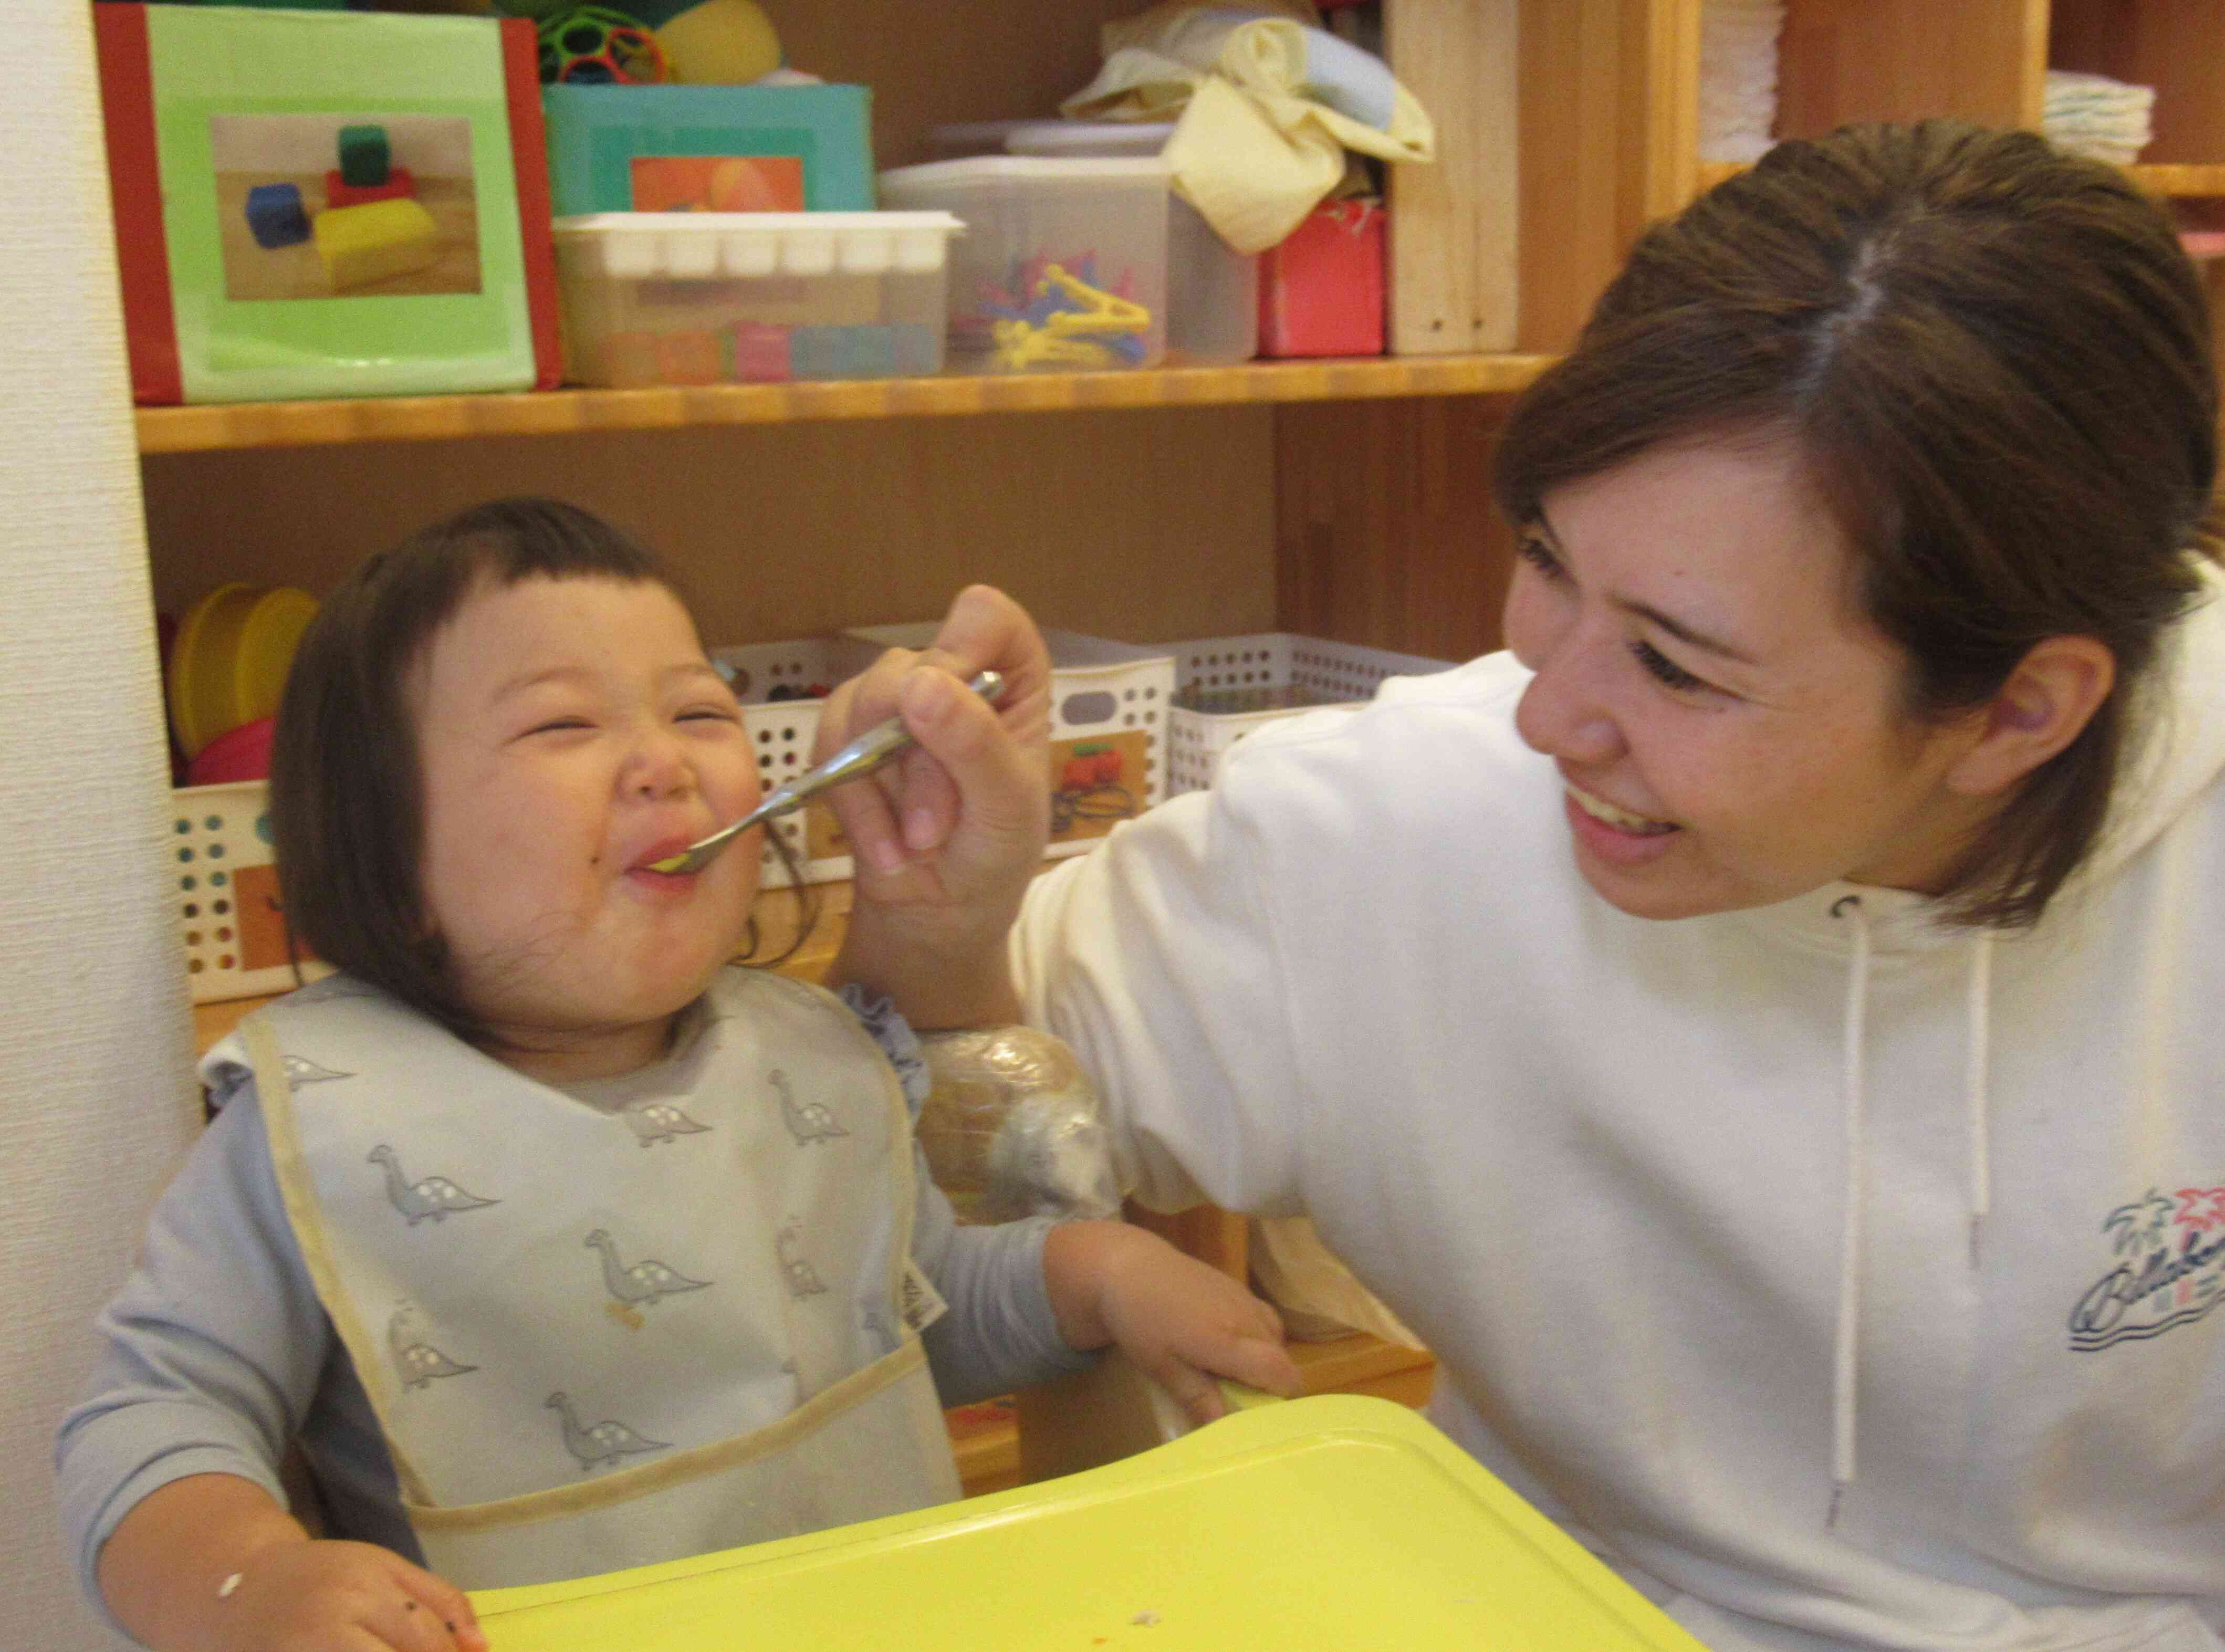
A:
991,262,1153,370
312,197,438,292
653,0,780,84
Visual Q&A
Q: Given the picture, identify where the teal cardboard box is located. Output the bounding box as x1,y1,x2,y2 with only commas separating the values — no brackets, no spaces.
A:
541,83,874,216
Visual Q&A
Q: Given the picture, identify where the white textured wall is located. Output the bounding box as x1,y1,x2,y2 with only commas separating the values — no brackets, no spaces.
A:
2,4,202,1648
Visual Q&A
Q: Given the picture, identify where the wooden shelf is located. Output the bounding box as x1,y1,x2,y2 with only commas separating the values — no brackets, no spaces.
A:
134,355,1555,456
1699,159,2225,201
2127,163,2225,199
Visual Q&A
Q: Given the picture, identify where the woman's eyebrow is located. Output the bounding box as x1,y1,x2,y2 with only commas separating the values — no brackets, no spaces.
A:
1535,505,1761,667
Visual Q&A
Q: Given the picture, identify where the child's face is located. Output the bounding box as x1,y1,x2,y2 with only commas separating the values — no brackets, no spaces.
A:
412,574,761,1076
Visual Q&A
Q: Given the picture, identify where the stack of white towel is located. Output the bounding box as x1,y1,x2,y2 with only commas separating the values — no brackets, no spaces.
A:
1699,0,1784,164
2043,70,2155,166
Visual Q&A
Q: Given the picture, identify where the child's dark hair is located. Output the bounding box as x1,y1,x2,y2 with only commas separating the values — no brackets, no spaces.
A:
269,496,814,1047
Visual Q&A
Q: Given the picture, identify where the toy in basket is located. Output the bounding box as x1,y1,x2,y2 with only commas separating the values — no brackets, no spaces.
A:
172,781,331,1005
841,625,1174,855
1163,633,1457,793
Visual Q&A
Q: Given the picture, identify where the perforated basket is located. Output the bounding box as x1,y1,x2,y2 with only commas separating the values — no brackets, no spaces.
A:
170,781,331,1004
1163,634,1457,794
841,625,1174,856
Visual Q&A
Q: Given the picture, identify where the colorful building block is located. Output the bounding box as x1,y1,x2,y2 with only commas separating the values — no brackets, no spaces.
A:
653,329,723,384
337,124,391,188
312,197,438,292
244,181,309,249
323,166,415,210
728,322,790,382
599,331,661,387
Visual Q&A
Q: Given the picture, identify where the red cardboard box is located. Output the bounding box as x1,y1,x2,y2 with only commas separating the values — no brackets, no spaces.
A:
1257,198,1385,359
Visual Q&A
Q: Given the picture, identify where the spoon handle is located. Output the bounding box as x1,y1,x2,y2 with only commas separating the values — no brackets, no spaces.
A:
651,670,1004,874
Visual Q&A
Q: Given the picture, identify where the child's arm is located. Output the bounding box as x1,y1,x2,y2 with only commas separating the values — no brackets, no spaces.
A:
96,1474,483,1652
59,1079,485,1651
1042,1221,1303,1424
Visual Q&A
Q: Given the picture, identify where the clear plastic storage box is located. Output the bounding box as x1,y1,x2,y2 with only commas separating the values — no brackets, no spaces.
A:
1163,633,1458,793
551,211,964,387
1000,122,1256,364
876,157,1169,373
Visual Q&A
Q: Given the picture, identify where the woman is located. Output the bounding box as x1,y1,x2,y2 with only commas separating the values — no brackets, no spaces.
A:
823,123,2225,1650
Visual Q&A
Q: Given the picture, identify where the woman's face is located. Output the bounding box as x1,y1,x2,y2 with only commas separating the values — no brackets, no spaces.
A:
412,574,762,1078
1503,437,1993,921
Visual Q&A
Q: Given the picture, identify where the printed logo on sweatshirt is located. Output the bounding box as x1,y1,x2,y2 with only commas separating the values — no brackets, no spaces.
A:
2069,1186,2225,1351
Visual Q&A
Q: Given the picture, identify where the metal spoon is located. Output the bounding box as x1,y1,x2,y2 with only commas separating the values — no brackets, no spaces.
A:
645,670,1005,875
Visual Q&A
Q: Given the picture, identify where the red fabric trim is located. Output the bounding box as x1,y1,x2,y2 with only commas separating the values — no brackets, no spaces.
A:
92,4,182,405
500,17,563,391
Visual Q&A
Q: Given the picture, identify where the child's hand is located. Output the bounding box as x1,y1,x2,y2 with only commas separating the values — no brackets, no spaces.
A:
1044,1220,1304,1426
204,1539,486,1652
98,1475,490,1652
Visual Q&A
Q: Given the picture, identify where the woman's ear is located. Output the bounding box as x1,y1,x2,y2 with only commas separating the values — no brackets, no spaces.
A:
1945,635,2116,798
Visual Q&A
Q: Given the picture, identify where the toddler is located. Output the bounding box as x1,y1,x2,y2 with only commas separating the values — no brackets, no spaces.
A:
57,498,1299,1652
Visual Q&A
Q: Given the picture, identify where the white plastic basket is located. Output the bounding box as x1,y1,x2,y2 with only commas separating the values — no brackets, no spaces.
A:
170,781,331,1004
1162,634,1457,793
842,625,1174,856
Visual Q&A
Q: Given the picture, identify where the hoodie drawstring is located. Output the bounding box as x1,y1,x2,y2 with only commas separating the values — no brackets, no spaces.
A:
1829,894,1870,1528
1825,897,1996,1529
1966,933,1994,1269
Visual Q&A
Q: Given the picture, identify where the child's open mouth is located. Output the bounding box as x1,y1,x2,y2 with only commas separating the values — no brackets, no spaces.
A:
628,837,705,883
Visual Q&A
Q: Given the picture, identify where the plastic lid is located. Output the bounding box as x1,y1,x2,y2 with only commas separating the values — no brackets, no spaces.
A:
924,120,1175,159
879,155,1169,192
1002,121,1174,158
551,212,964,280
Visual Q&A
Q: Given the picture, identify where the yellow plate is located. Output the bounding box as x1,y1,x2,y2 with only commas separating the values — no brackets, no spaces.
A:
167,583,318,757
471,1395,1706,1651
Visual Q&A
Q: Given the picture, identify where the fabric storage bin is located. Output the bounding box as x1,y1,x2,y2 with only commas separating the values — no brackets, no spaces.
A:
842,625,1173,856
877,157,1168,373
1163,633,1456,793
552,212,962,386
171,781,331,1003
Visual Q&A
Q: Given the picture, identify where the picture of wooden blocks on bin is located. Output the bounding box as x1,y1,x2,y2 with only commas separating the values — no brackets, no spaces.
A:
212,112,483,301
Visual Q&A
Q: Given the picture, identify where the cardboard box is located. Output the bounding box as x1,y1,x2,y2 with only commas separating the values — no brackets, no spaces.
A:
1257,198,1386,358
540,82,875,218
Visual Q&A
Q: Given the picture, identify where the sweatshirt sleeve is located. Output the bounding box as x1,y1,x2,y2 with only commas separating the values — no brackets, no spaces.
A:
1009,786,1308,1221
53,1074,333,1628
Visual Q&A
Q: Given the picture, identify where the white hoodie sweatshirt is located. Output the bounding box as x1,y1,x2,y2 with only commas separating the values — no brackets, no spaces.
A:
1013,565,2225,1652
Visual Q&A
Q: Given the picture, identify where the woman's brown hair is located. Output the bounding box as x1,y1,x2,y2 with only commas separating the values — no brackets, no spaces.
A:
1495,120,2220,927
269,496,813,1047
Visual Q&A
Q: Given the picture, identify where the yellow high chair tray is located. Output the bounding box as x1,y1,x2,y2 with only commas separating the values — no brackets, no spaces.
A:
471,1394,1704,1650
